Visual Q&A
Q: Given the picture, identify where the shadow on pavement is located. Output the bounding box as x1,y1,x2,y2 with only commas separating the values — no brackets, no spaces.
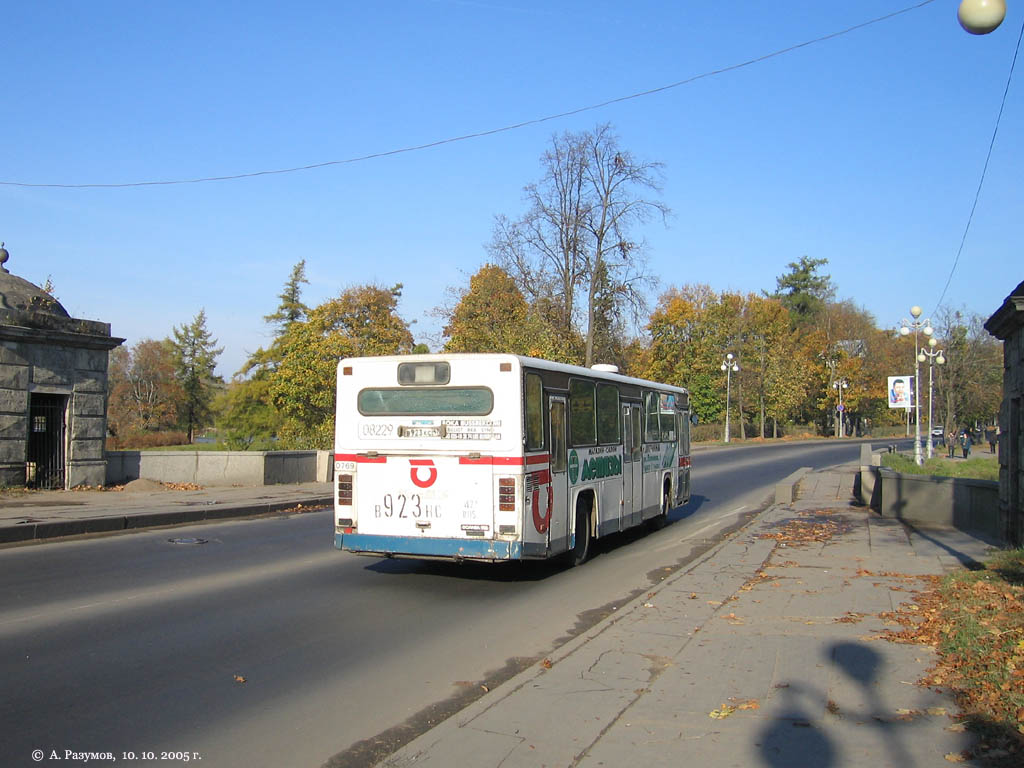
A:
757,683,836,767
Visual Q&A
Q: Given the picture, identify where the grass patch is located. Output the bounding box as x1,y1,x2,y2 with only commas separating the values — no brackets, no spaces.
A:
881,452,999,482
883,548,1024,762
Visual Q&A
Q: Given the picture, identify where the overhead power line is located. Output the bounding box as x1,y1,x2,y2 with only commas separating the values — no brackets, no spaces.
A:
932,12,1023,316
0,1,938,190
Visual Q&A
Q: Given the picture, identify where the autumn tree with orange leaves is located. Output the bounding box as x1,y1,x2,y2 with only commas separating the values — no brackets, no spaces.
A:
442,264,574,361
269,284,414,447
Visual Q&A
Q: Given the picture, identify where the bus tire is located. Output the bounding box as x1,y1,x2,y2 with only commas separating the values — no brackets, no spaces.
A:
648,482,670,531
571,500,592,566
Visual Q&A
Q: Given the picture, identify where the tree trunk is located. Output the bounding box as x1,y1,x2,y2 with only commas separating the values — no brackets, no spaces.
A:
584,262,598,367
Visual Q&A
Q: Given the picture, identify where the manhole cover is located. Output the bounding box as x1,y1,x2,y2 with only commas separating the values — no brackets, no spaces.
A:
167,537,208,545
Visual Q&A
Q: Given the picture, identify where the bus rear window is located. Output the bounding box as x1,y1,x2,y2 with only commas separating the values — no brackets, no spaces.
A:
357,387,494,416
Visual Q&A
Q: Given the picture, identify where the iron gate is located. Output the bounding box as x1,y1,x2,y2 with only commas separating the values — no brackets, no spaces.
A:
27,393,67,489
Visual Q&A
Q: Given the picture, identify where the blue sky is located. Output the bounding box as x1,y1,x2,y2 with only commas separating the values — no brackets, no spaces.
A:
4,1,1021,376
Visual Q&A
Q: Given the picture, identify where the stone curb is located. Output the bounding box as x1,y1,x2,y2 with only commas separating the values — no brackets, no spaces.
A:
0,495,335,545
774,466,811,504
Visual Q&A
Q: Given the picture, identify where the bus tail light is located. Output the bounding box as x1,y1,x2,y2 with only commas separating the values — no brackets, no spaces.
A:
337,472,356,532
498,477,516,511
337,474,354,505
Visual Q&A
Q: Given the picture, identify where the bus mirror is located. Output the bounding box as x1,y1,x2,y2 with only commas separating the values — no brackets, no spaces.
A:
690,413,699,425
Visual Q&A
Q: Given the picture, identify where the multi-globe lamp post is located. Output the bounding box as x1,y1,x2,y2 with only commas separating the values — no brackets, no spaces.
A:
900,306,934,466
918,338,946,459
720,353,739,443
833,378,849,438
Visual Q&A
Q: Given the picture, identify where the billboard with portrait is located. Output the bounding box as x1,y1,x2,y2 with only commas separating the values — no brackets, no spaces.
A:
887,375,915,408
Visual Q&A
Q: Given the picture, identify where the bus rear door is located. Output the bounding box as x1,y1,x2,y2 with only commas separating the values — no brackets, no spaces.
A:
545,396,569,554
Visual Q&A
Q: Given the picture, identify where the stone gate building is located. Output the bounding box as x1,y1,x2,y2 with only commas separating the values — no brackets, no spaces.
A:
0,244,124,488
986,279,1024,546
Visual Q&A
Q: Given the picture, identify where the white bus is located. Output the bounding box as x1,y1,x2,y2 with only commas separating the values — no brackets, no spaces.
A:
333,354,692,564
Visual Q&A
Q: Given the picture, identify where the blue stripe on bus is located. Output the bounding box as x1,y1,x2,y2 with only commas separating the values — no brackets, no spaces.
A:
336,533,523,560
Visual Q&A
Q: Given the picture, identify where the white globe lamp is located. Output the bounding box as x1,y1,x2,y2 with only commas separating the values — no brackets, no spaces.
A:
958,0,1007,35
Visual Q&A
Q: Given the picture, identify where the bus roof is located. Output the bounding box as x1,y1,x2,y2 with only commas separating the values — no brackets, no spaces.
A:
338,353,689,397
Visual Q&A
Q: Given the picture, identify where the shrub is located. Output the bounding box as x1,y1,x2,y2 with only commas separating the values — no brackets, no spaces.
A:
106,431,189,450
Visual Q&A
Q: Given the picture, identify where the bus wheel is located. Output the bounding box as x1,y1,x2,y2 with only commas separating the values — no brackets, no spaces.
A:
648,484,670,531
571,502,592,566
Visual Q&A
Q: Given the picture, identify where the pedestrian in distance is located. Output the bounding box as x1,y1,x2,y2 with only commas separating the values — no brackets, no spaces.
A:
947,430,956,459
959,430,972,459
985,426,997,454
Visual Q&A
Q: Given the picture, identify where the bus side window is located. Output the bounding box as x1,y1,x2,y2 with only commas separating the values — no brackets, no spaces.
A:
661,393,676,442
596,383,619,445
676,411,689,454
525,373,544,451
644,391,661,442
569,379,596,447
630,406,642,461
551,401,567,473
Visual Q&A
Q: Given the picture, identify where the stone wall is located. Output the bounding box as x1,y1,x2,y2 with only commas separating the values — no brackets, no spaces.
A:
869,466,1001,537
998,321,1023,545
985,280,1024,546
0,341,28,486
0,337,113,487
105,450,334,486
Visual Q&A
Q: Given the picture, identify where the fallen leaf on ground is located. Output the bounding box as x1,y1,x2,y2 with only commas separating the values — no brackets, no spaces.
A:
730,698,760,711
835,612,867,624
709,704,736,719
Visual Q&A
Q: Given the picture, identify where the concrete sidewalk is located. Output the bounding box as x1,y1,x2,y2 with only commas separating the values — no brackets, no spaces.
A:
380,464,1002,768
0,481,334,544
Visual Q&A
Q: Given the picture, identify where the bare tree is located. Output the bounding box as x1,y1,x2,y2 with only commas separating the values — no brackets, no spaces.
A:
490,124,668,365
933,307,1002,433
579,124,667,365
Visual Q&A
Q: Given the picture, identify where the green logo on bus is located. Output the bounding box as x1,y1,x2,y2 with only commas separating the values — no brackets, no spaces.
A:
581,454,622,482
568,450,580,484
568,450,622,485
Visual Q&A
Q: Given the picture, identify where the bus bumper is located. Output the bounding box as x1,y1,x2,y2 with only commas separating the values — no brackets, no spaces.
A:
335,533,523,561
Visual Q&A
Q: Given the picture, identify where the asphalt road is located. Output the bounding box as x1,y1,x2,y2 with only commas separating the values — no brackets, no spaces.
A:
0,438,902,768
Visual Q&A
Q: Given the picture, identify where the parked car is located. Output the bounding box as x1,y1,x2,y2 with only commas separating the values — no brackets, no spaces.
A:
931,424,945,447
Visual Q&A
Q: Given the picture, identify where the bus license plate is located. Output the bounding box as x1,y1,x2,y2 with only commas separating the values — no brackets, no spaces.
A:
375,493,442,519
399,425,443,438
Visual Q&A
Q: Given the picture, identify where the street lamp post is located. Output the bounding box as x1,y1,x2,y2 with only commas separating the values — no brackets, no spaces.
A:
918,337,946,460
900,306,934,466
720,353,739,443
833,378,849,438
